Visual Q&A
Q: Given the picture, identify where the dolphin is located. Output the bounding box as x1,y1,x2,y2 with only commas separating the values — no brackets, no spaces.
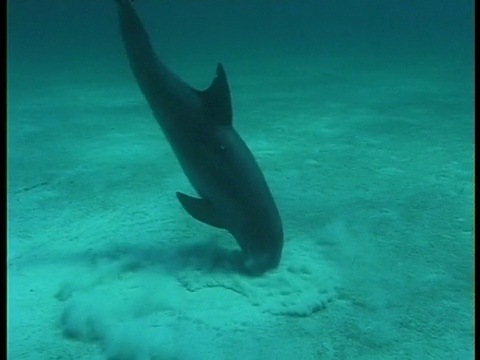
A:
114,0,283,274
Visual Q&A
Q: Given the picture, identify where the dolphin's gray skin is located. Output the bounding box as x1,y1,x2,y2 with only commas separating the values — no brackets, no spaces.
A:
114,0,283,274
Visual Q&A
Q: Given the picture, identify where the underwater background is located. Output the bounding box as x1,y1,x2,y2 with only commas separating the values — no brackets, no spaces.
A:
7,0,473,359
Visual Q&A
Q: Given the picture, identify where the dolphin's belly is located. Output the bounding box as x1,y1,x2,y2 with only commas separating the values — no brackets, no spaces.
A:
171,126,279,226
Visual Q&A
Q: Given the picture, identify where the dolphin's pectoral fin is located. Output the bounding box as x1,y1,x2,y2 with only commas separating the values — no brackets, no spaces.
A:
197,63,233,126
176,192,225,229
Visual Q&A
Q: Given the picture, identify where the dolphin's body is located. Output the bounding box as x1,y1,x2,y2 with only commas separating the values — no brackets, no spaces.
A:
114,0,283,274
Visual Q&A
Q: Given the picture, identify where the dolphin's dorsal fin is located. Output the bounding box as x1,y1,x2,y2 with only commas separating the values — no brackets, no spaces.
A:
198,63,232,126
176,192,225,229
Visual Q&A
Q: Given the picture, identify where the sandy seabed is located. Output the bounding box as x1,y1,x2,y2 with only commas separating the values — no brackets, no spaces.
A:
8,52,473,359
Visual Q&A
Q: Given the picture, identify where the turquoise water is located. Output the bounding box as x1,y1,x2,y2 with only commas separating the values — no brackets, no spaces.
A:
8,1,474,359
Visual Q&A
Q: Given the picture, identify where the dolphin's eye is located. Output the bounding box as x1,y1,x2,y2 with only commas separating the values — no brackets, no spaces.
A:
215,143,227,152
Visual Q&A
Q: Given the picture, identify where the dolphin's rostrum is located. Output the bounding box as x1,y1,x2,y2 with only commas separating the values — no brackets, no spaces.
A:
114,0,283,274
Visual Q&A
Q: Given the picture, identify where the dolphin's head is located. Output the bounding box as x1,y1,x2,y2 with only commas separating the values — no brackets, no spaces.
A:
242,251,280,275
237,225,283,276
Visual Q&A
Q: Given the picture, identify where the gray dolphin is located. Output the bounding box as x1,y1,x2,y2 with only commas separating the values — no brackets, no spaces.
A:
114,0,283,274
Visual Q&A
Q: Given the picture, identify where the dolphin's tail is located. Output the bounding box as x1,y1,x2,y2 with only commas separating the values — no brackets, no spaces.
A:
114,0,133,5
